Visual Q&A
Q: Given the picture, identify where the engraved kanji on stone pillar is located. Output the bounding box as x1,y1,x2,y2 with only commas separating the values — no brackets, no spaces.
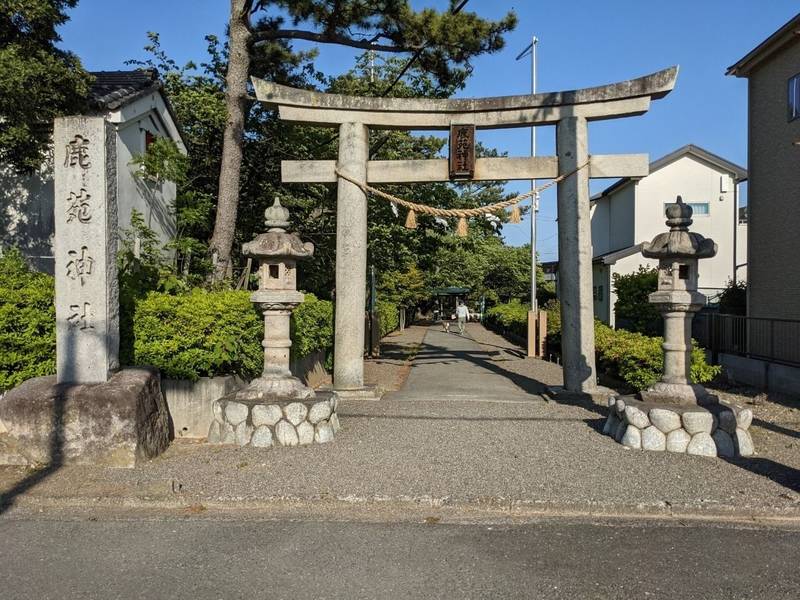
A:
54,117,119,383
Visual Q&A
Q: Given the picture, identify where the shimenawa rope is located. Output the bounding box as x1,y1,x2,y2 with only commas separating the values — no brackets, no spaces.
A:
334,158,591,236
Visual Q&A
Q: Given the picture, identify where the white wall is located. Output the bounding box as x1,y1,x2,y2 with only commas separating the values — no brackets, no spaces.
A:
0,160,56,272
736,222,748,282
592,183,636,258
592,263,611,325
633,154,741,294
109,92,179,246
1,91,181,271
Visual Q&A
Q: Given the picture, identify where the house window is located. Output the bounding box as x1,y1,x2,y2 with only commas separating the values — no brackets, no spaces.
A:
789,73,800,121
665,202,709,216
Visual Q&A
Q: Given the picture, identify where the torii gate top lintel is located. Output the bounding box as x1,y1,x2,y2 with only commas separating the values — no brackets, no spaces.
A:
252,66,677,129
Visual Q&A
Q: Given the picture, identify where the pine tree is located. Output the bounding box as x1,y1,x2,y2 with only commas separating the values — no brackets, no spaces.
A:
208,0,517,280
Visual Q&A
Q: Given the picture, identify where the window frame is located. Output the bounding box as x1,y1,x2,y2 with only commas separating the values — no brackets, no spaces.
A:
789,72,800,122
664,202,710,217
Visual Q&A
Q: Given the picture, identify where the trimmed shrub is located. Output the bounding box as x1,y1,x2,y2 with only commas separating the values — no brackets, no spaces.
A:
377,300,400,337
595,321,720,391
542,298,561,335
129,289,263,380
594,322,664,390
612,266,661,335
485,298,720,391
128,290,334,381
718,279,747,315
291,293,334,360
484,299,529,339
0,250,56,391
0,252,335,385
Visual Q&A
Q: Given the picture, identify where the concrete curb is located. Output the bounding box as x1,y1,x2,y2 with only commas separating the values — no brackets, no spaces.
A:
4,491,800,529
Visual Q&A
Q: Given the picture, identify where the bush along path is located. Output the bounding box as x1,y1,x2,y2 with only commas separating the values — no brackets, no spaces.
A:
484,299,719,392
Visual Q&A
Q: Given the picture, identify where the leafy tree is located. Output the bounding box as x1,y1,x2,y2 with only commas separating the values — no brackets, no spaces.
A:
0,0,93,172
718,279,747,315
612,265,661,335
209,0,517,280
129,31,316,278
128,33,537,309
379,264,426,309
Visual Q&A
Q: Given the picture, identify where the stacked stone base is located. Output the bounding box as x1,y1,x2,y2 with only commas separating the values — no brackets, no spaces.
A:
208,393,339,448
603,396,754,458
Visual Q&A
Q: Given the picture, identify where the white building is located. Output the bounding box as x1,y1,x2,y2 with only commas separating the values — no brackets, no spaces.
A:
590,144,747,327
0,69,186,273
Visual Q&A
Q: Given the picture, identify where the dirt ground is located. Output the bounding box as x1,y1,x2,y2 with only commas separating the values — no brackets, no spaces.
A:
363,324,427,392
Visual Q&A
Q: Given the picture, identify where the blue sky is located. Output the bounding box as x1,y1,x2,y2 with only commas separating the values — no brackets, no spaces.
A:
60,1,799,261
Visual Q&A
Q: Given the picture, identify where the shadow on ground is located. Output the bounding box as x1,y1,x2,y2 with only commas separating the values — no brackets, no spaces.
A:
0,386,66,515
404,335,603,415
724,456,800,494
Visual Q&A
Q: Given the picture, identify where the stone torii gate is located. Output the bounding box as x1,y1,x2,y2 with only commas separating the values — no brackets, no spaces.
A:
253,67,678,394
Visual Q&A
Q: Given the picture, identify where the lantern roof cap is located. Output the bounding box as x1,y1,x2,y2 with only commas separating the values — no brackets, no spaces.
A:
641,196,717,259
242,197,314,260
264,196,291,231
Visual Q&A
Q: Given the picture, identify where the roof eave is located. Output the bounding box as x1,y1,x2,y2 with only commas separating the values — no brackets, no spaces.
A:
726,13,800,77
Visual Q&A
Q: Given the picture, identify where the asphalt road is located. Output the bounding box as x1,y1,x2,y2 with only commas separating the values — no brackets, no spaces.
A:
1,516,798,599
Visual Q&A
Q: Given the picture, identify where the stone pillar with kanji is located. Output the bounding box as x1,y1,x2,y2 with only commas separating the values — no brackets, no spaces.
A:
54,116,119,383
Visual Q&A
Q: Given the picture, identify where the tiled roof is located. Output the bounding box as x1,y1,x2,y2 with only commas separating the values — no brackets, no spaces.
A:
88,69,162,110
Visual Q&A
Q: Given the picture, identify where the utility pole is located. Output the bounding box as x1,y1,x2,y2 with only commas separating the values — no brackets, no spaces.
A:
516,35,540,357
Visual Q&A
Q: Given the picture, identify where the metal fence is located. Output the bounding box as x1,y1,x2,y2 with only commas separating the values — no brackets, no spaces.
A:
693,313,800,367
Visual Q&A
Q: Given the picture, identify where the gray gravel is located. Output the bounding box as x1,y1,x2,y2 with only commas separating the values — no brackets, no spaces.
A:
1,325,798,520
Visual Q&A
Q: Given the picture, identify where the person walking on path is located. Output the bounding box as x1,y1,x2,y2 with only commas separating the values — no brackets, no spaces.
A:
456,301,470,335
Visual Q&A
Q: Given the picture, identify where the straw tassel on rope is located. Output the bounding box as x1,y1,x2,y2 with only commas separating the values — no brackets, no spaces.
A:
455,216,469,237
332,159,590,236
404,208,417,229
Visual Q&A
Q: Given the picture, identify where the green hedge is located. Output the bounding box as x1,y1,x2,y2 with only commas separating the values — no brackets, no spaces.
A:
594,321,719,391
484,299,720,391
130,290,334,380
377,300,399,337
612,266,661,335
0,252,335,387
129,289,262,380
484,299,529,339
0,250,56,391
291,293,334,360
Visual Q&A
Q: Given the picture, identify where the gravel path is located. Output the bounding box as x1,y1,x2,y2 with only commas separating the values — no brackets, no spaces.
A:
1,323,798,521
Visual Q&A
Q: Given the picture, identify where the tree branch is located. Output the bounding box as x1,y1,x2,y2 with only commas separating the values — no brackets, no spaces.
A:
250,28,420,52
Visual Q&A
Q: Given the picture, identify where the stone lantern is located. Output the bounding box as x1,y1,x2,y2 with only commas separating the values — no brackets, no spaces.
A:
208,198,339,448
601,197,754,458
639,196,717,405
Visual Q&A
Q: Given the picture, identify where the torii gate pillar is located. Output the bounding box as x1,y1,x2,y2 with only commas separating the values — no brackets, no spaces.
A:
557,116,596,391
334,122,370,389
